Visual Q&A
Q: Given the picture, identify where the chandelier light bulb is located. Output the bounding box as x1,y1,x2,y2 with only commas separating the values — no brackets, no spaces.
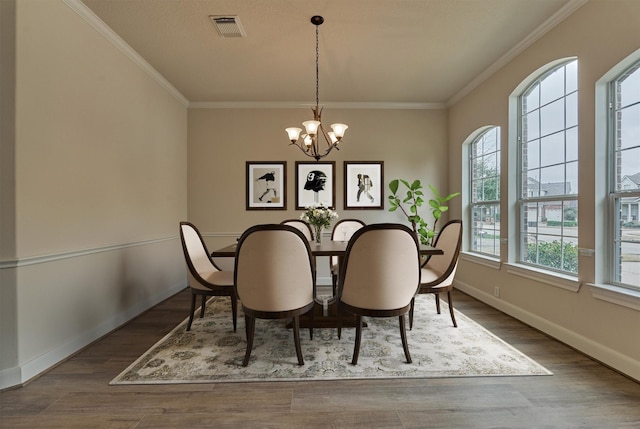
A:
330,123,348,140
302,120,321,136
303,134,313,147
328,131,338,144
286,127,302,143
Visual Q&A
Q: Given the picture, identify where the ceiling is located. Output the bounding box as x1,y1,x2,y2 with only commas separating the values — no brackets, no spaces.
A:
80,0,581,106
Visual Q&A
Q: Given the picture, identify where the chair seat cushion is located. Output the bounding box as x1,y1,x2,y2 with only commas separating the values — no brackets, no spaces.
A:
192,270,234,291
420,267,446,286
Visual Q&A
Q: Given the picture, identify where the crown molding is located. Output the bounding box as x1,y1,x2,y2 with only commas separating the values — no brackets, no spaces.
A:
446,0,589,107
63,0,189,107
189,101,446,110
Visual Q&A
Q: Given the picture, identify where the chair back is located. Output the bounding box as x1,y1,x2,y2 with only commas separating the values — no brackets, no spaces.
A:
423,219,463,285
280,219,314,241
330,219,366,267
235,224,315,313
339,223,420,310
180,221,221,286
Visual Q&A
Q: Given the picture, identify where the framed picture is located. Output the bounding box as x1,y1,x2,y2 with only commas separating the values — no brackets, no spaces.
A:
246,161,286,210
344,161,384,209
295,161,336,209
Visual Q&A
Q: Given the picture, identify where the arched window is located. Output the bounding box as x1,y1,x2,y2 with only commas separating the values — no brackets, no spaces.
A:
608,60,640,290
469,127,501,257
517,59,578,274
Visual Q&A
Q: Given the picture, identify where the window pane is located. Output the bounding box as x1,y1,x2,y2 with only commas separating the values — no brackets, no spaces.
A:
563,201,578,237
566,127,578,162
524,87,540,113
566,92,578,128
566,60,578,93
540,132,564,167
541,67,565,105
524,171,540,197
540,165,565,195
566,161,578,194
619,63,640,107
620,147,640,183
620,104,640,150
526,139,540,170
524,111,540,141
540,99,565,136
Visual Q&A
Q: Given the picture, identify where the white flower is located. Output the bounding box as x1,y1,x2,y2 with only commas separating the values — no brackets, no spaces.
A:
300,204,338,229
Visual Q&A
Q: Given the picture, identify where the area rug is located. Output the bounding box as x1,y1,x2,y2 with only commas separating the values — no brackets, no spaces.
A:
110,295,551,385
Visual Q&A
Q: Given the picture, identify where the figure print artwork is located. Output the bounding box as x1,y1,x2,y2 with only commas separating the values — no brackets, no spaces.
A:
295,161,336,210
246,162,286,210
344,161,384,209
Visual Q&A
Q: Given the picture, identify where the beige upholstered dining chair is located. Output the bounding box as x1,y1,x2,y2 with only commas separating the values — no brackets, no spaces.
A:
179,221,237,332
330,219,366,290
280,219,314,242
235,224,316,367
337,223,420,365
409,219,463,329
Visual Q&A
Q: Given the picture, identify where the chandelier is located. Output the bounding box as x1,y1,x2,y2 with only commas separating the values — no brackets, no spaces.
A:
286,16,348,161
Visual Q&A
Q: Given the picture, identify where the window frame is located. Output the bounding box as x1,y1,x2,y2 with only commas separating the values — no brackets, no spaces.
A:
516,59,579,276
607,60,640,292
468,126,501,258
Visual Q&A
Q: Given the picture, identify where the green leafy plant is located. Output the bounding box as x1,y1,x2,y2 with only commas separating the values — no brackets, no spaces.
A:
388,179,460,245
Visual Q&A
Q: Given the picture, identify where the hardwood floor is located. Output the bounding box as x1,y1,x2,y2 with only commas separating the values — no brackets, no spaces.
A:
2,288,639,428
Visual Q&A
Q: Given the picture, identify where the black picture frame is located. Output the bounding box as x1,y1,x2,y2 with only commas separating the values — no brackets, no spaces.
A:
295,161,336,210
246,161,286,210
344,161,384,210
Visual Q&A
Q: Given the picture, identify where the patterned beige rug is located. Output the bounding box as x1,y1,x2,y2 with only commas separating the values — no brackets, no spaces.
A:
111,294,551,384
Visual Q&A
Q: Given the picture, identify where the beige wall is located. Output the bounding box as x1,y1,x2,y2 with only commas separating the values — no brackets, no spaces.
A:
448,0,640,380
0,0,188,388
188,107,450,252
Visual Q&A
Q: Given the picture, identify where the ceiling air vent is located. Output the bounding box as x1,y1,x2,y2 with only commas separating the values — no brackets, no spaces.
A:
210,15,246,38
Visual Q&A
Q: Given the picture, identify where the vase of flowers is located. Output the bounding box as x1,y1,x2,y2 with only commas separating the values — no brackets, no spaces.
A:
300,203,338,244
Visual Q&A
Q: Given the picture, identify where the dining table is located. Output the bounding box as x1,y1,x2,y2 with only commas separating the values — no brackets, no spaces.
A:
211,239,443,329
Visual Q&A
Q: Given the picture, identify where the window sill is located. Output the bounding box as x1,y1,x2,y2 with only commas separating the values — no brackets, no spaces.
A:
587,283,640,312
460,252,501,270
504,263,580,292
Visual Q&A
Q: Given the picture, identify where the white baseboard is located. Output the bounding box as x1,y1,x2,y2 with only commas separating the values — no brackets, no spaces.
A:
455,279,640,382
0,282,185,390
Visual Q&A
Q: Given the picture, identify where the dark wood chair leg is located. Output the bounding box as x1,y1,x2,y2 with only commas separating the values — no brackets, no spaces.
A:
337,301,342,339
409,297,415,330
230,294,238,332
293,316,304,366
200,295,206,318
242,315,255,367
186,292,196,331
351,315,363,365
399,314,412,363
435,293,441,314
308,309,314,340
447,290,457,328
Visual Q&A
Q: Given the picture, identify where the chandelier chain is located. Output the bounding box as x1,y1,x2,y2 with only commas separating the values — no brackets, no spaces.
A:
315,24,319,108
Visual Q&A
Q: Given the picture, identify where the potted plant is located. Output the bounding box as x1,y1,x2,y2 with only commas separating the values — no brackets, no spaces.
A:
388,179,460,245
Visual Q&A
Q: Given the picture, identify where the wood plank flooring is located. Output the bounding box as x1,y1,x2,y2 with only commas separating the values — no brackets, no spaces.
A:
2,288,639,428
